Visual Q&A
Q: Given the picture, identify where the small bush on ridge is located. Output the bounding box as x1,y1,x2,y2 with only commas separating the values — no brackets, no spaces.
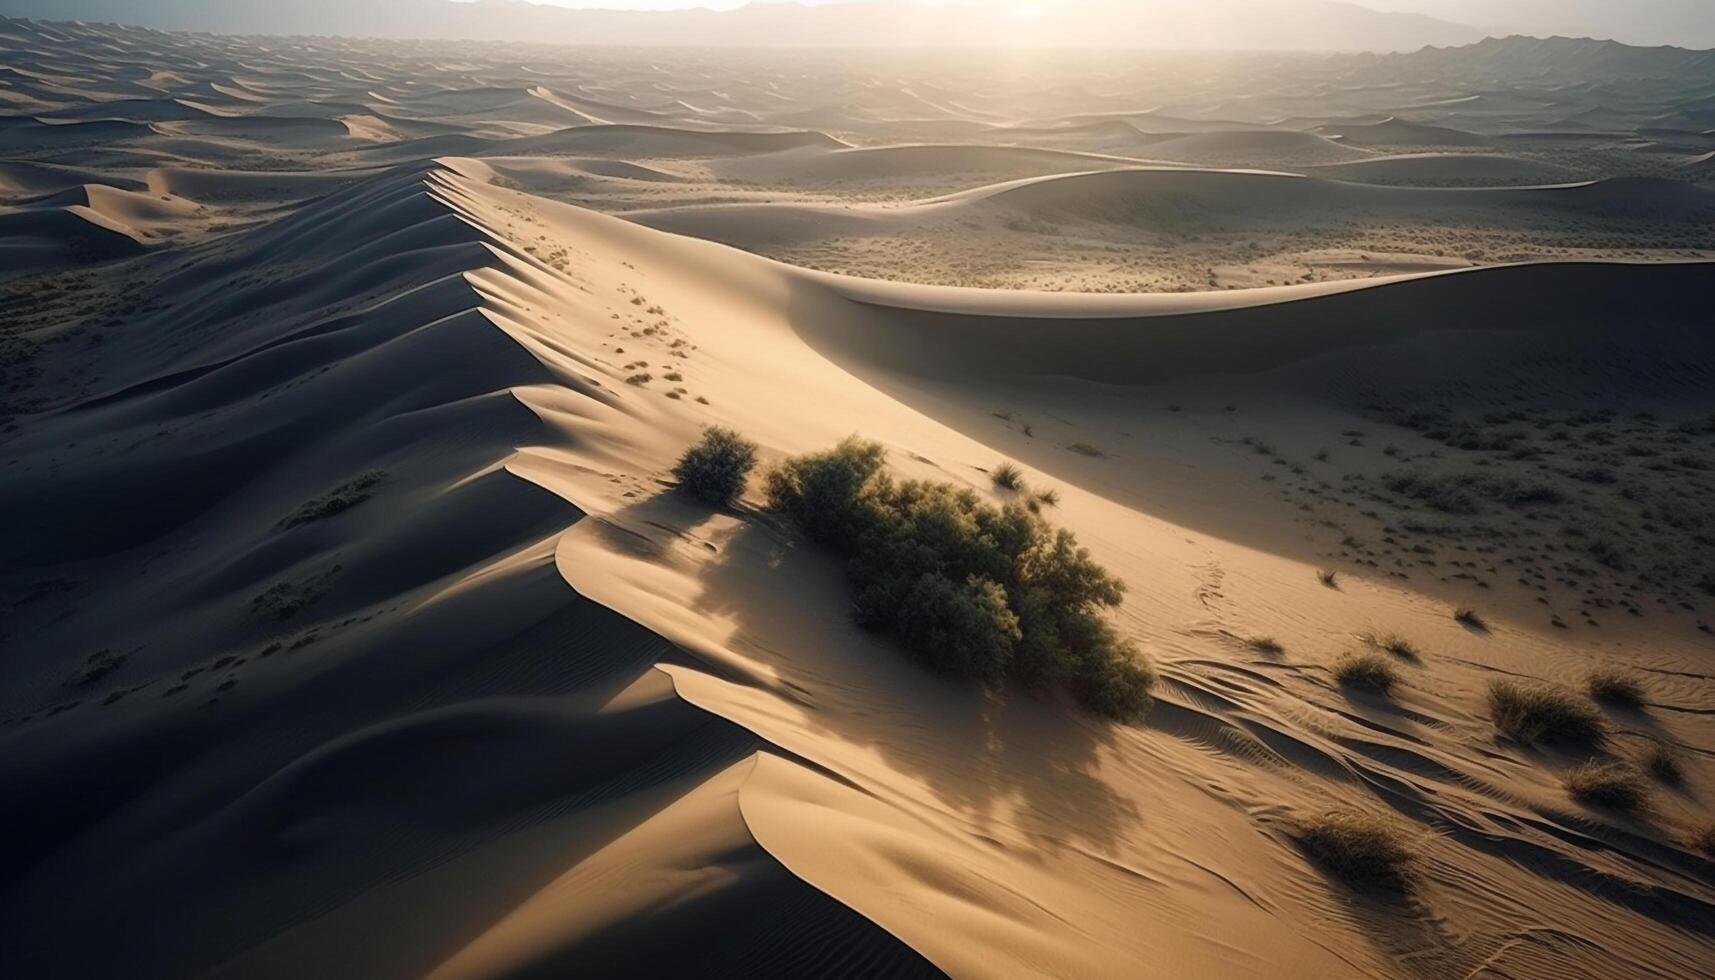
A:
764,436,1152,719
674,427,759,506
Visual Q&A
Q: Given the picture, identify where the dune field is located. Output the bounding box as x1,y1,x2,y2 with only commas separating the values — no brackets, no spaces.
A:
3,15,1715,980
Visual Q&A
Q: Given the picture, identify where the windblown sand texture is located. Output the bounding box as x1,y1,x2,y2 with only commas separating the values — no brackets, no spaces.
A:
3,17,1714,980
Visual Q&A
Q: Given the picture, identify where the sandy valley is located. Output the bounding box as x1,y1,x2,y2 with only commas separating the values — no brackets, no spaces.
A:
3,14,1714,980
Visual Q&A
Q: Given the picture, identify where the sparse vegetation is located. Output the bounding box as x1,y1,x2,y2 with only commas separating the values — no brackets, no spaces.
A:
1642,740,1683,785
1334,650,1399,695
673,427,759,506
1453,606,1487,630
1317,568,1339,588
1382,471,1560,515
1246,636,1284,655
990,461,1024,491
66,649,126,688
1585,669,1645,709
1297,809,1417,891
763,436,1152,719
250,566,342,622
1487,680,1604,745
1689,824,1715,857
1359,631,1420,661
1034,487,1061,509
1564,761,1649,811
1066,442,1105,458
279,470,387,528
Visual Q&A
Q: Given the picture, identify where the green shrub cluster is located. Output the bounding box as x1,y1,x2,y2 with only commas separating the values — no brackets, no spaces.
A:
674,427,759,506
763,437,1152,719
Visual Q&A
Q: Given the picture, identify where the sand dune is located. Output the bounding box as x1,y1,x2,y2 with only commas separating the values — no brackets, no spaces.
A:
1141,129,1374,165
5,18,1715,980
11,155,1715,979
1303,151,1574,184
628,168,1715,287
710,142,1154,183
0,198,148,268
1314,116,1494,147
0,159,146,200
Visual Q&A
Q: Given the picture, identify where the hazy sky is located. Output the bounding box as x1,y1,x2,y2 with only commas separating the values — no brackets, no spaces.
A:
513,0,1713,47
5,0,1710,47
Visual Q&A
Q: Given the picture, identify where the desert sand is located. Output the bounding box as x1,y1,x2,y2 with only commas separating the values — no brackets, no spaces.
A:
3,16,1714,980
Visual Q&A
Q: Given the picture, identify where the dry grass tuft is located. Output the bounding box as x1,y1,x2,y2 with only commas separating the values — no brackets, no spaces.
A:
1487,680,1604,745
1359,631,1421,661
1585,669,1646,709
1642,740,1683,786
1453,606,1487,630
1298,809,1417,891
1246,636,1285,655
1317,568,1339,589
1334,651,1399,695
1563,761,1649,812
279,470,386,528
1689,824,1715,857
990,462,1024,491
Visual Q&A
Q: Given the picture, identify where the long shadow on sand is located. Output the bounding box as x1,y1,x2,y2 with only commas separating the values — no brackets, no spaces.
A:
591,486,1144,857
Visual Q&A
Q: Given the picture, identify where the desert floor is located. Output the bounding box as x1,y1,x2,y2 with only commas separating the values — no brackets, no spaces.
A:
3,18,1714,980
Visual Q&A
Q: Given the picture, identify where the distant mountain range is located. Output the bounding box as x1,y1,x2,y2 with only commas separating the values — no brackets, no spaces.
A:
1368,0,1715,49
1385,34,1715,81
0,0,1486,51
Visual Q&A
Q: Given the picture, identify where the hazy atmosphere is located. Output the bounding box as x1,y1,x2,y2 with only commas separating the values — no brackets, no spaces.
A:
3,4,1714,979
3,0,1715,48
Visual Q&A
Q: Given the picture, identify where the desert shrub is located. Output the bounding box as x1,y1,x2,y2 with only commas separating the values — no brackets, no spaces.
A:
674,427,759,506
1384,472,1480,514
1690,824,1715,857
66,649,127,688
1334,651,1398,695
1384,471,1560,514
1586,669,1645,708
279,470,386,528
1587,539,1627,571
1454,606,1487,630
1564,761,1649,811
1298,809,1416,890
1488,681,1603,745
1360,631,1420,660
894,573,1020,681
765,437,1152,718
250,566,341,622
1246,636,1284,655
1643,739,1683,785
1034,487,1061,509
1317,568,1339,588
991,462,1024,491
